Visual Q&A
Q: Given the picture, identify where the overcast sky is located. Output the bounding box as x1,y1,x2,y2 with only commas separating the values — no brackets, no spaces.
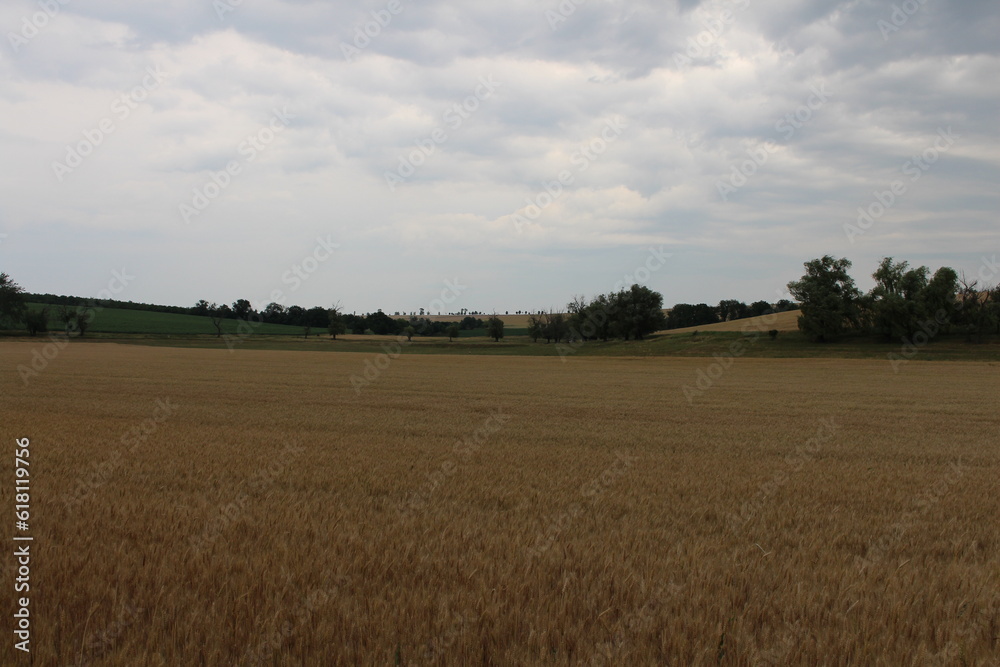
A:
1,0,997,315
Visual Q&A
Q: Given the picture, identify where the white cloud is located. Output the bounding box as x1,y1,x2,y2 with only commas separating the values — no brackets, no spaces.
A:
1,0,997,311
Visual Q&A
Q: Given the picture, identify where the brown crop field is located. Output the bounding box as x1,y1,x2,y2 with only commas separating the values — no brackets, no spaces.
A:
659,309,802,335
2,342,998,665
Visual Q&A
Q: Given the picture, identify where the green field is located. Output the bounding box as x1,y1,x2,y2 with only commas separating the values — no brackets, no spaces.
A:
10,304,1000,362
24,303,305,336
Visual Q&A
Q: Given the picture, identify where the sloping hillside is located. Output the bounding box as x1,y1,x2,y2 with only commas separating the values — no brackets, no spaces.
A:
659,309,800,334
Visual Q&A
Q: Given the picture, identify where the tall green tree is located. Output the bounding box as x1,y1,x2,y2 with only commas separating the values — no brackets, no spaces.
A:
614,284,667,340
956,275,998,342
24,307,49,336
232,299,253,320
527,313,545,342
717,299,749,322
545,311,568,343
207,302,231,337
486,313,504,342
58,304,93,337
867,258,928,341
0,272,27,328
866,259,959,342
327,305,345,339
787,256,862,342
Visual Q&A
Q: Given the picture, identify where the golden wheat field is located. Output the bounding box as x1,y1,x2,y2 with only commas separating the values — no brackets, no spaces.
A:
660,310,802,335
2,342,998,665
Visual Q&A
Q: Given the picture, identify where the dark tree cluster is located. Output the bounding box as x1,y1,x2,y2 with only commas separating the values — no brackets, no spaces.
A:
527,284,668,344
788,255,999,342
25,292,190,316
664,298,795,330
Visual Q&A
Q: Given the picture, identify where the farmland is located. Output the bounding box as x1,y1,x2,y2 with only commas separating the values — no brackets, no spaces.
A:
23,303,305,336
2,343,997,665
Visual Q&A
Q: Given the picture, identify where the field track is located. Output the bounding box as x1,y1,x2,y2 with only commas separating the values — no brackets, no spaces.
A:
2,343,997,665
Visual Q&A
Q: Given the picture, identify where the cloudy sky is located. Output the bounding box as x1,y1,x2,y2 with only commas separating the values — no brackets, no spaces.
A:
1,0,997,315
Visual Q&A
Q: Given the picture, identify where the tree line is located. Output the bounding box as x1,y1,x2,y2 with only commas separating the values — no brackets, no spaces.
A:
664,298,797,330
787,255,999,342
523,284,668,343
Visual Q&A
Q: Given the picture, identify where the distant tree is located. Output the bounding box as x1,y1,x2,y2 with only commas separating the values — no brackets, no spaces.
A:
527,313,545,342
459,316,484,330
956,275,997,342
566,296,588,341
207,303,230,337
865,258,959,342
192,299,211,317
262,302,288,324
774,299,796,312
546,311,569,343
486,313,504,342
787,255,862,342
0,272,27,328
446,323,460,341
232,299,253,320
285,305,306,327
615,285,667,340
58,304,92,337
717,299,750,322
403,325,415,341
328,304,345,339
588,293,616,341
748,300,772,317
866,257,928,340
305,306,329,330
921,266,959,325
366,310,398,336
24,307,49,336
666,303,718,329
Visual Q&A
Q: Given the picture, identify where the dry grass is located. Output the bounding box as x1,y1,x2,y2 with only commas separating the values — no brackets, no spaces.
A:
2,342,997,665
660,309,802,334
